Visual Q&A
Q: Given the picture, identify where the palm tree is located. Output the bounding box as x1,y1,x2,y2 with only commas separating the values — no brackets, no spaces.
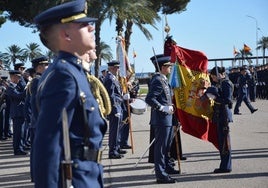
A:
45,50,56,62
93,41,113,76
0,44,26,69
257,36,268,65
98,41,113,65
23,42,43,62
104,0,159,54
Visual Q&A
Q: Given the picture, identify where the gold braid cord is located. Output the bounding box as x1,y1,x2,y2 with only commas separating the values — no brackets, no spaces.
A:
86,73,111,118
25,80,33,96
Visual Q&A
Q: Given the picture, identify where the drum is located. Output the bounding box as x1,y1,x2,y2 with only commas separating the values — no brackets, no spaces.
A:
130,98,147,115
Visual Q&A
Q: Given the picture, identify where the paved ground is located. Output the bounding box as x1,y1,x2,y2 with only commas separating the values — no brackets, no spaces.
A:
0,99,268,188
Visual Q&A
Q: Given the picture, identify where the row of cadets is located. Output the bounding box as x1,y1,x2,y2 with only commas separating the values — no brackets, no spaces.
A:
24,56,50,181
103,61,132,159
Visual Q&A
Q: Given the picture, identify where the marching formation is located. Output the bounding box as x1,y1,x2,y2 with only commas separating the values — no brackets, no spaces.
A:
0,0,267,187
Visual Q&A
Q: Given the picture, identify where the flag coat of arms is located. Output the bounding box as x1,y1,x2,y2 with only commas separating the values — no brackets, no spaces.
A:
169,45,219,150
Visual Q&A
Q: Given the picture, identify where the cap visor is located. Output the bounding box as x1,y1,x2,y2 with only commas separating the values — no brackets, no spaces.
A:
73,17,98,23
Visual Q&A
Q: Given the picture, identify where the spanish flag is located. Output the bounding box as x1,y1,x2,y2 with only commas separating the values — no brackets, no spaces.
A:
243,44,251,53
170,45,219,150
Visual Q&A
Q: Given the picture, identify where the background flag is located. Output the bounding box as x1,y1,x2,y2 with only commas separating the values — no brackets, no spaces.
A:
243,44,251,53
170,44,219,150
133,50,137,58
233,46,239,56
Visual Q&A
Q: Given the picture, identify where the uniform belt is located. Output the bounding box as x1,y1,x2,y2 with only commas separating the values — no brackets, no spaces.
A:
71,146,102,163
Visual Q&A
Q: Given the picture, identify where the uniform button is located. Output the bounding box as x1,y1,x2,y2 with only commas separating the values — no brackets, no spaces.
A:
90,106,95,111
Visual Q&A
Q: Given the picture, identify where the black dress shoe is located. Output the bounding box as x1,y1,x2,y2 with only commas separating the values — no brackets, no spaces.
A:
14,150,29,156
166,169,180,174
234,112,242,115
109,153,123,159
180,156,187,160
213,168,231,173
156,176,176,184
120,145,132,149
118,149,127,154
0,136,8,140
169,162,175,167
251,109,258,114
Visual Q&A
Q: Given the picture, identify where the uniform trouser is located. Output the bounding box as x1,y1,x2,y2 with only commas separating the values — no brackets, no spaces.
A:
30,127,35,181
4,106,11,136
234,92,255,113
154,125,173,179
12,117,24,153
217,122,232,170
249,85,256,101
119,123,129,147
0,108,4,138
108,114,122,155
22,122,30,146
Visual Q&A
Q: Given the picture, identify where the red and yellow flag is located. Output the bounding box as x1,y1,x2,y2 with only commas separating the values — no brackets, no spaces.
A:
243,44,251,53
170,45,219,150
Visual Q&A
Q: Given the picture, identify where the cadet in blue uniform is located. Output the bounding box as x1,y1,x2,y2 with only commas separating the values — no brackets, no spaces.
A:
24,56,49,182
6,70,27,155
0,76,8,140
104,61,129,159
234,67,258,115
206,66,233,173
33,0,107,187
248,65,258,102
145,55,178,184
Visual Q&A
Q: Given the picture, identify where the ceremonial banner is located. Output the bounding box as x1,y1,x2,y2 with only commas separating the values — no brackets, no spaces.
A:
116,36,133,78
115,35,135,154
170,45,219,150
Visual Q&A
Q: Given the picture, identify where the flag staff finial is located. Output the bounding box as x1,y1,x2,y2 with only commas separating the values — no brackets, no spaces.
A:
164,14,170,36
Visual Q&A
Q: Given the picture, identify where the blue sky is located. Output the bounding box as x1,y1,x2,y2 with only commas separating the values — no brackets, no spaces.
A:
0,0,267,72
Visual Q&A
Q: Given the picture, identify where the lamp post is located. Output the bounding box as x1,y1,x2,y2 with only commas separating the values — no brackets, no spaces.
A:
246,15,259,65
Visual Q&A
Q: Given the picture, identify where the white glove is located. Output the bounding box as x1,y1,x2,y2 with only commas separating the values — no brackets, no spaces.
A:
206,93,216,100
123,93,130,100
115,113,121,117
160,105,174,114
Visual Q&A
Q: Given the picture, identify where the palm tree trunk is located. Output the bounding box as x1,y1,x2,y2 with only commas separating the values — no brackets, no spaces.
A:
116,18,124,36
124,20,133,54
262,47,265,65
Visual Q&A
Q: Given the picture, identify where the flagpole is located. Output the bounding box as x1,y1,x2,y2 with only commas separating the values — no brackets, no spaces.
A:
117,35,135,154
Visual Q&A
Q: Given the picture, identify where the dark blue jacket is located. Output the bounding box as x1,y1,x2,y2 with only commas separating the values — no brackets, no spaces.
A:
145,73,173,126
104,71,123,117
217,79,233,123
6,82,25,118
29,74,41,128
